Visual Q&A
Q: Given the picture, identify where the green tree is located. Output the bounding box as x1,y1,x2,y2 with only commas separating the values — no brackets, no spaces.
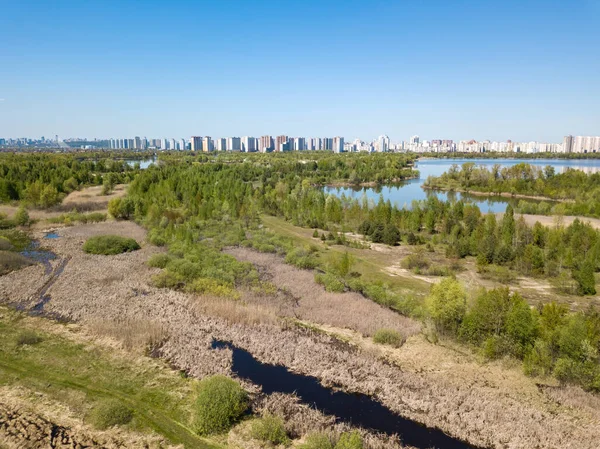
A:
14,206,30,226
426,278,467,336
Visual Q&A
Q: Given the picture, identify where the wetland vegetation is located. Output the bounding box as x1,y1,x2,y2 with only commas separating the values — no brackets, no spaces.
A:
2,150,600,448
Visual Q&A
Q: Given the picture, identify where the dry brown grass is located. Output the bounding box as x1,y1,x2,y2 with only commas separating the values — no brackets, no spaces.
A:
256,393,404,449
189,295,278,327
4,222,600,449
87,318,168,353
225,247,421,339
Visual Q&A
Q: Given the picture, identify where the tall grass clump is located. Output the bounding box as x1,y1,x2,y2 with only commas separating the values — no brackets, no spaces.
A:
193,375,248,435
250,414,290,446
89,399,133,429
299,432,334,449
372,328,405,348
0,251,33,275
82,235,140,255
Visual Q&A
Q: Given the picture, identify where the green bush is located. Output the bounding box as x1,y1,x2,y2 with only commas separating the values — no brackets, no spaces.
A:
373,328,405,348
193,375,248,435
16,330,42,346
0,237,12,251
299,432,334,449
335,431,363,449
82,235,140,255
250,414,290,446
14,206,30,226
147,253,172,268
0,229,31,251
315,272,345,292
89,400,133,429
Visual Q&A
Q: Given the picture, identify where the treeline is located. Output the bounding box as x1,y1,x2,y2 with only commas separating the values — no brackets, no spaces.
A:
0,153,140,207
428,279,600,391
425,162,600,218
122,157,600,296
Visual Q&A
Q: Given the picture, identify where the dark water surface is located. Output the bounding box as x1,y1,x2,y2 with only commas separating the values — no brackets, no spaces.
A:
212,340,482,449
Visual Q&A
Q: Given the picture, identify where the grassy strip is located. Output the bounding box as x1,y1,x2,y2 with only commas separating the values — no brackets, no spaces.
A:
261,214,430,296
0,307,220,449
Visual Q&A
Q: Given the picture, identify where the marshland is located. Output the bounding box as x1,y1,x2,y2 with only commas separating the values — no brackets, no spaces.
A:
1,150,600,449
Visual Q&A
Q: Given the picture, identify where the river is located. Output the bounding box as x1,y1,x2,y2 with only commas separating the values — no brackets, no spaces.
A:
325,158,600,214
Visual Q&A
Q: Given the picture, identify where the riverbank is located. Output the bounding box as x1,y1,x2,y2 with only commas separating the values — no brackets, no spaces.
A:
422,184,569,203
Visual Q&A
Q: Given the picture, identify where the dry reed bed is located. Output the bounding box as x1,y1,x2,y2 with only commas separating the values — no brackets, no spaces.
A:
224,247,421,338
1,222,600,449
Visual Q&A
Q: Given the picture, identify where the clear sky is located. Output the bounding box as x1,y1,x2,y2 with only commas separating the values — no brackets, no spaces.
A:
1,0,599,142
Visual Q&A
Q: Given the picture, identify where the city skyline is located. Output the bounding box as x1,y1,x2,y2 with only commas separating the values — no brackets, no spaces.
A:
1,1,599,141
4,133,600,154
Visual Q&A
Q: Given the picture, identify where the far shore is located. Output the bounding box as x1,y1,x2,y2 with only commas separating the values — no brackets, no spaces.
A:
422,184,572,203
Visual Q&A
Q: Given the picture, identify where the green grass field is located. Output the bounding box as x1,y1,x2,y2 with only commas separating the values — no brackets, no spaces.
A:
0,306,220,449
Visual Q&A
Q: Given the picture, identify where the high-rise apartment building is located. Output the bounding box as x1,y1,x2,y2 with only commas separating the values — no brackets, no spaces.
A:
203,136,213,152
294,137,306,151
333,136,344,153
241,136,257,152
260,135,273,153
276,135,288,152
227,137,241,151
216,138,227,151
191,136,202,151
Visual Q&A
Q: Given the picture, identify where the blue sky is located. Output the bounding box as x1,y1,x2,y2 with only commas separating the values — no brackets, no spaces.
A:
1,0,599,142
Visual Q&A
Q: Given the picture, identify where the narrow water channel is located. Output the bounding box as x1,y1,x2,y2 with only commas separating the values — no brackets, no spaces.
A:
212,340,483,449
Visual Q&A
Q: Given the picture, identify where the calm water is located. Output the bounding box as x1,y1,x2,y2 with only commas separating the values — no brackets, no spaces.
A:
326,158,600,213
212,340,481,449
125,158,155,169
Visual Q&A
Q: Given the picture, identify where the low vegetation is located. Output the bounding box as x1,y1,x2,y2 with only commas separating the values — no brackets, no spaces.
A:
89,399,134,430
82,235,140,255
193,375,249,435
372,329,405,348
250,414,290,446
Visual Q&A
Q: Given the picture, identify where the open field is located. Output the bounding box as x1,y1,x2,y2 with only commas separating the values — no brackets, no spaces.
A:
2,221,600,448
261,215,600,310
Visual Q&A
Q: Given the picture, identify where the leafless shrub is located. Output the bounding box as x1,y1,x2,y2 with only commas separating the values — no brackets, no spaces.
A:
87,318,168,352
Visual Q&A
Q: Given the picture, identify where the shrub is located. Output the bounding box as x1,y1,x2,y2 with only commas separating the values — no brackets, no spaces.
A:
0,237,12,251
373,328,405,348
250,414,290,446
147,253,172,268
193,375,248,435
82,235,140,255
14,206,30,226
335,431,363,449
16,330,42,346
299,432,334,449
89,400,133,429
315,272,345,292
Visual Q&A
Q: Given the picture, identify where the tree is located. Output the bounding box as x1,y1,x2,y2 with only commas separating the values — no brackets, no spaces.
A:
334,251,355,278
426,278,466,336
573,258,596,295
14,206,30,226
382,224,401,246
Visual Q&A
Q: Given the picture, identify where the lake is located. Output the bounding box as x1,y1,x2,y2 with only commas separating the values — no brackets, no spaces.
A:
325,158,600,214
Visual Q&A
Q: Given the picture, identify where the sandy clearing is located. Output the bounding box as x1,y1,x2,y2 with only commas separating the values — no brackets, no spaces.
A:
495,212,600,230
0,184,127,221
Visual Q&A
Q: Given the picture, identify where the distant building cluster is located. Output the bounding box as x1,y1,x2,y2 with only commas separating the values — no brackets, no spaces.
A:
3,134,600,154
403,135,600,154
